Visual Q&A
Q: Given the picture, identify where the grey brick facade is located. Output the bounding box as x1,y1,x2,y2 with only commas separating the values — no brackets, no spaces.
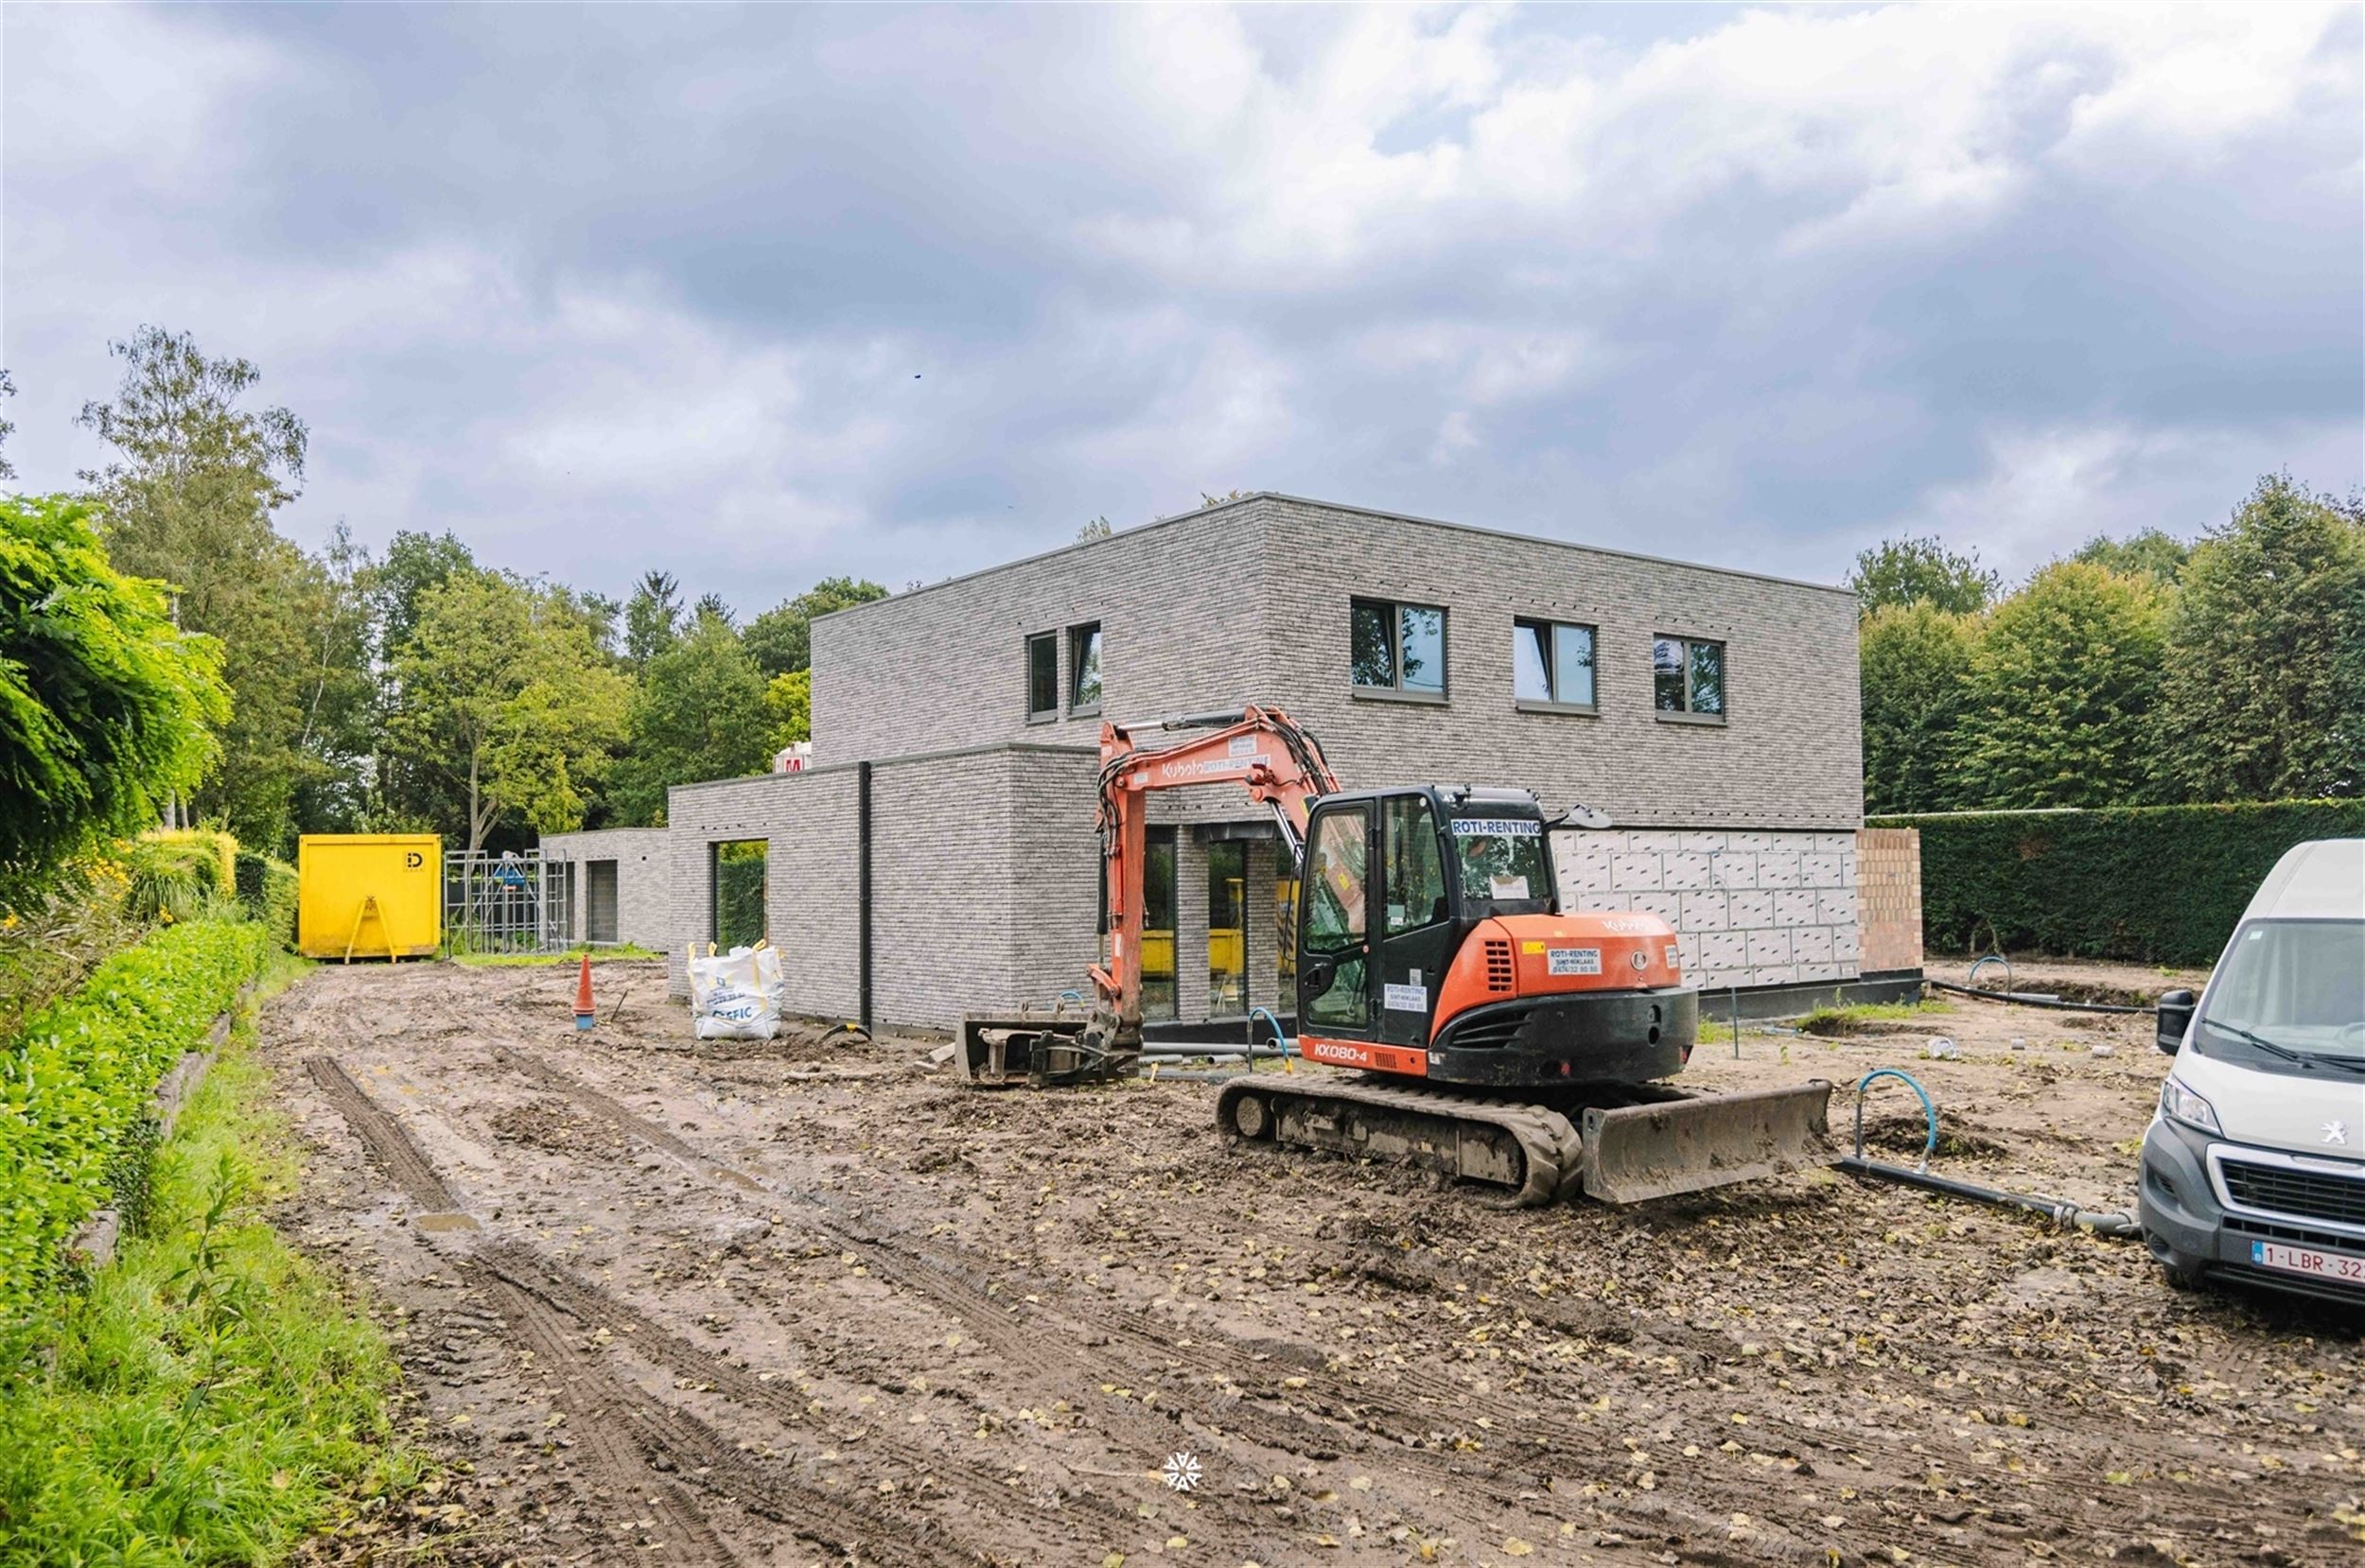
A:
561,491,1878,1031
536,827,671,950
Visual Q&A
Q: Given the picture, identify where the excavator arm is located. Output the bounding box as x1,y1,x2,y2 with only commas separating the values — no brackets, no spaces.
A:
959,705,1338,1086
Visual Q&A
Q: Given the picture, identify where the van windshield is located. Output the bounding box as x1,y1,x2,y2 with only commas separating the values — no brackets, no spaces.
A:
2195,919,2365,1069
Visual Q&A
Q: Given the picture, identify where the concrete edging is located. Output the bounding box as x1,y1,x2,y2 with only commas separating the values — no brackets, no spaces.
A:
65,980,255,1272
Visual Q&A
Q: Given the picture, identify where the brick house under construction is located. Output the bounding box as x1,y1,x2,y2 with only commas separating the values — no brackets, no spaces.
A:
541,492,1920,1033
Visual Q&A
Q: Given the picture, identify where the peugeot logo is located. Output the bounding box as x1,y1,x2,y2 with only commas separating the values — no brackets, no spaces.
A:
2324,1120,2351,1147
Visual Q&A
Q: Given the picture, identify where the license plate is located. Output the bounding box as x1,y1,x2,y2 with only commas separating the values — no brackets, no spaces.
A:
2251,1240,2365,1282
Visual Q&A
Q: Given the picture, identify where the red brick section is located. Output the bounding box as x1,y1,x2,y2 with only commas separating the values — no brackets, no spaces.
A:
1855,827,1923,973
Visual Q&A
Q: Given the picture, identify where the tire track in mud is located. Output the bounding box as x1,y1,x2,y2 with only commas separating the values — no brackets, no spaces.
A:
307,1054,465,1211
307,1049,990,1566
473,1243,1142,1556
470,1259,970,1568
484,1043,1594,1542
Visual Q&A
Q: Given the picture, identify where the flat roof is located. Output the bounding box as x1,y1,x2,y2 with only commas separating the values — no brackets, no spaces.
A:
813,490,1856,629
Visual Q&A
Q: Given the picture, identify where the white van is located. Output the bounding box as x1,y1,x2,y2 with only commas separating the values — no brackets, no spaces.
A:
2141,839,2365,1302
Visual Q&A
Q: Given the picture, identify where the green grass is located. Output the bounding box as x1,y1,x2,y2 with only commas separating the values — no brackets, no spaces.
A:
452,941,664,967
0,952,423,1564
1799,996,1954,1037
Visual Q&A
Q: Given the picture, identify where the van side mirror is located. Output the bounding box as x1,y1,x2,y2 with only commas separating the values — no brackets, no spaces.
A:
2155,990,2197,1056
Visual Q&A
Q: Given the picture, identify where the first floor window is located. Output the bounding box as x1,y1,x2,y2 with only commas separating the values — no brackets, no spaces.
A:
1351,598,1446,696
1513,618,1596,706
1026,632,1058,719
1069,621,1103,712
1653,636,1726,717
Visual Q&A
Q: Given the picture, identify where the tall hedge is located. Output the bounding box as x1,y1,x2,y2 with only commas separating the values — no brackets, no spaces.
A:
0,919,267,1318
1872,801,2365,965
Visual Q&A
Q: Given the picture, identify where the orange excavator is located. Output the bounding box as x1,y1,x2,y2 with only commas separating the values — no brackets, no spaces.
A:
956,706,1832,1206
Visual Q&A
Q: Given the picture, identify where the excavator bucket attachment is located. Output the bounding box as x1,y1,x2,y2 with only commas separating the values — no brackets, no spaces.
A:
955,1014,1135,1089
1578,1081,1835,1204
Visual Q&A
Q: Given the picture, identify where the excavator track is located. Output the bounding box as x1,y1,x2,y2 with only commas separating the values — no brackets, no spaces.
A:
1216,1076,1584,1209
1215,1073,1834,1207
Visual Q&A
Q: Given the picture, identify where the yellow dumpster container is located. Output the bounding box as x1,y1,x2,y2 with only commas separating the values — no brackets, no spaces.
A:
297,834,442,960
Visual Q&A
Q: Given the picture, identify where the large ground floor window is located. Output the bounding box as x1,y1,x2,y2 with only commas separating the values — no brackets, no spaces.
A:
1208,840,1247,1018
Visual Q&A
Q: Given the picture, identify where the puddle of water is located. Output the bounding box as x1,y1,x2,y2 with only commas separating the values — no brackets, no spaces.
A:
415,1211,482,1232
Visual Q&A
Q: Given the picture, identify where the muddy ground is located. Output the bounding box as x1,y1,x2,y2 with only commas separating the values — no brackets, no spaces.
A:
262,959,2364,1568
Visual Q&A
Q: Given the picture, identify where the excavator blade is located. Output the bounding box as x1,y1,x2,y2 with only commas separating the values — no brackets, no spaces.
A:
1578,1081,1835,1204
955,1014,1134,1089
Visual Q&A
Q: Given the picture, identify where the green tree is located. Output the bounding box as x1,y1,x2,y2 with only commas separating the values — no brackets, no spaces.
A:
1,495,227,897
622,569,682,670
2160,476,2365,801
1956,562,2169,809
1848,535,2000,617
763,669,812,753
387,573,629,853
2073,529,2189,584
1858,602,1979,814
742,575,887,679
609,613,771,825
76,326,322,847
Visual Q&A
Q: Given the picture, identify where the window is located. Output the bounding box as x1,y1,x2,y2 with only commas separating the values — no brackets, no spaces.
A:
1383,794,1447,935
1513,618,1597,708
1026,632,1058,721
1653,636,1726,719
1068,621,1103,713
1101,827,1177,1019
1208,841,1247,1018
1350,598,1446,697
1448,813,1551,911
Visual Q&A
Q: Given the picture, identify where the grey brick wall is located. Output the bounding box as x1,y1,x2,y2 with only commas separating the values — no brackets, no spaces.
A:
657,744,1098,1031
811,492,1863,833
537,828,671,950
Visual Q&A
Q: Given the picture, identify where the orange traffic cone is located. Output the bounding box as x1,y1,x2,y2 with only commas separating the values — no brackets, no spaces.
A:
574,954,596,1032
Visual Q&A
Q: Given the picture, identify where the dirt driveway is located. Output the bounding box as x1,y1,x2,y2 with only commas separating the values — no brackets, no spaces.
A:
262,960,2364,1567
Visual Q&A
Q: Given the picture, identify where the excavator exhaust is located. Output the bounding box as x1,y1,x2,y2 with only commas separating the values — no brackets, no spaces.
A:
1578,1081,1836,1204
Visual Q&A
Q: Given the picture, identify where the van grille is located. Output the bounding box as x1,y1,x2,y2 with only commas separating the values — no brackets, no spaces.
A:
1483,939,1515,994
2221,1160,2365,1229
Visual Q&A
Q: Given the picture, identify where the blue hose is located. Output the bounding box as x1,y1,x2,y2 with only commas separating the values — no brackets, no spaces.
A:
1850,1067,1937,1173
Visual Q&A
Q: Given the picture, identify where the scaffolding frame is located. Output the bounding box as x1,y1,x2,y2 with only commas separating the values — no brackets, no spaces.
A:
443,849,571,956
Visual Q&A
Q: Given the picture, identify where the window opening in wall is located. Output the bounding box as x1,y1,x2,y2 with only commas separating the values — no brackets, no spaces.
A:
1513,618,1596,707
1141,827,1175,1019
711,840,768,950
1068,621,1103,713
1350,599,1446,696
1653,636,1726,718
1026,632,1059,720
1208,840,1248,1018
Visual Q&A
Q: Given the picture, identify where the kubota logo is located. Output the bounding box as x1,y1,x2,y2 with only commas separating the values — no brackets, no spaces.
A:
1158,753,1268,781
1598,917,1653,933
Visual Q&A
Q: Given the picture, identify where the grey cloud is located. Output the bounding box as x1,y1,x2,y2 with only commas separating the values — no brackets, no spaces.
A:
2,3,2356,614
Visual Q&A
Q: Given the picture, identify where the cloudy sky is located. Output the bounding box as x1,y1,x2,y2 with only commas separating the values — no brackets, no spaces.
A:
4,3,2358,611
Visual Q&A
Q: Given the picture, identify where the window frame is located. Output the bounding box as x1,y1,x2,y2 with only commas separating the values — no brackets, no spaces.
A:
1512,616,1599,715
1652,634,1728,724
1067,620,1103,716
1349,596,1450,704
1025,631,1060,723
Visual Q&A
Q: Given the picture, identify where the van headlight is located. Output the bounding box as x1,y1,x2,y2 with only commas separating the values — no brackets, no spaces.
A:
2160,1077,2220,1135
